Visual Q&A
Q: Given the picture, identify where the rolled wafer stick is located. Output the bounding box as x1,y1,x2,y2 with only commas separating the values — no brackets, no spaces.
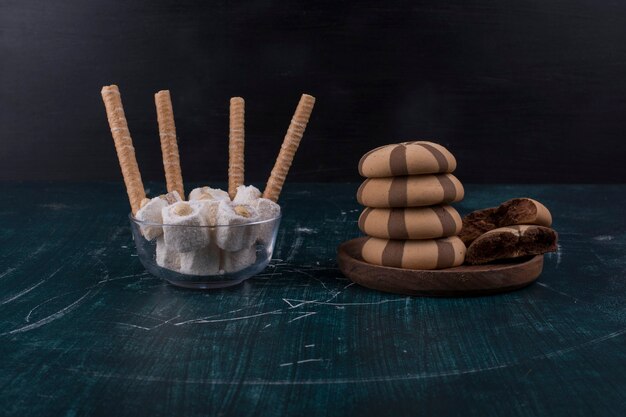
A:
228,97,245,199
263,94,315,202
155,90,185,199
101,85,146,215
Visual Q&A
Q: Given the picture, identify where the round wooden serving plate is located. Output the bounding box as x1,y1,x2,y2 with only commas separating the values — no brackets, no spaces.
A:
337,237,544,296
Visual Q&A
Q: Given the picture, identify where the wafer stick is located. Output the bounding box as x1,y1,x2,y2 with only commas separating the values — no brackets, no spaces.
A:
101,85,146,215
155,90,185,199
228,97,245,199
263,94,315,202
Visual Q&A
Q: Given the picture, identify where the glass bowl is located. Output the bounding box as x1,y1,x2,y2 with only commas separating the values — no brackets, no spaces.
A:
129,213,281,289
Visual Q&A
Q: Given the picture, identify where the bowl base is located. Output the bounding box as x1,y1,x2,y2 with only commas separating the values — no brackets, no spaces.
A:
164,278,246,289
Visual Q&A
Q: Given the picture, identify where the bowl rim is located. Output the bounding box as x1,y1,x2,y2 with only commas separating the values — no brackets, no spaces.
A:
129,212,282,228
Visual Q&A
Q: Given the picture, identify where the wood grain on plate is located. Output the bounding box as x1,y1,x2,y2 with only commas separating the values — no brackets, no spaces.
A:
338,237,544,296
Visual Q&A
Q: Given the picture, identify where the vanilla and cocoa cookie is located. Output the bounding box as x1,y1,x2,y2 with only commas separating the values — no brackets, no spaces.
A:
357,174,464,208
358,205,462,240
465,225,558,265
459,198,553,245
361,236,466,270
358,141,457,178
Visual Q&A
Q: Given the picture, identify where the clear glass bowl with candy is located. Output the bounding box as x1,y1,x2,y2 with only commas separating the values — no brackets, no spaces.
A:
130,185,281,289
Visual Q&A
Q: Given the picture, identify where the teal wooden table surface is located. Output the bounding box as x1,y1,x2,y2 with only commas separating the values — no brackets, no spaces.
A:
1,183,625,417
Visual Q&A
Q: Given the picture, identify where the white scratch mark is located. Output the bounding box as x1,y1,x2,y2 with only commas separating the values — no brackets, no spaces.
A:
305,344,315,348
0,290,93,336
66,327,626,385
288,312,317,323
0,280,45,305
294,227,317,234
264,323,272,328
539,328,626,359
283,298,405,307
343,282,355,290
0,266,63,306
40,203,71,210
174,310,283,326
0,268,16,280
282,298,319,309
555,243,562,267
593,235,614,241
114,322,152,331
536,282,581,303
285,236,304,262
98,271,149,284
297,358,325,364
279,362,293,367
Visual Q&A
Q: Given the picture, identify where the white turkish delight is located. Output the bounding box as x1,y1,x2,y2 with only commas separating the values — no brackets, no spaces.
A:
156,236,181,271
161,202,210,252
252,198,282,245
232,185,262,205
215,201,259,251
188,186,230,202
179,242,221,275
222,245,257,273
134,191,183,240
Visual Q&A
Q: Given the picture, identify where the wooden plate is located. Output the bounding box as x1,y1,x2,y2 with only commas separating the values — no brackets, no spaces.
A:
337,237,544,296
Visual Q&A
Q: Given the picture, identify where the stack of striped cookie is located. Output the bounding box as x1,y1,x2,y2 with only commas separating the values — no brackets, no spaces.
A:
356,142,467,270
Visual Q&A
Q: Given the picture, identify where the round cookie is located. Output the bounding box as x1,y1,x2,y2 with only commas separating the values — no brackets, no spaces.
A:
358,205,462,240
459,198,553,245
358,141,457,178
356,174,464,208
465,225,558,265
361,236,466,270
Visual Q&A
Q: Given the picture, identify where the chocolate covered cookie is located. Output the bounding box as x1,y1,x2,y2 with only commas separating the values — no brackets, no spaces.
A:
361,236,466,270
465,225,558,265
459,198,553,245
357,174,464,208
358,141,457,178
358,205,462,240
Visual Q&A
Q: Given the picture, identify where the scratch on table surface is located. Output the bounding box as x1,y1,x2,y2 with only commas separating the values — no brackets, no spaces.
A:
0,243,51,281
296,358,325,364
40,203,72,210
0,289,94,337
174,309,283,326
285,235,304,262
25,289,84,323
593,235,614,241
283,298,319,309
294,227,317,234
62,327,626,385
114,322,152,331
116,315,182,331
0,279,46,306
0,266,63,306
538,328,626,360
283,298,408,307
305,344,315,348
98,271,150,284
288,312,317,323
536,282,581,303
0,268,16,280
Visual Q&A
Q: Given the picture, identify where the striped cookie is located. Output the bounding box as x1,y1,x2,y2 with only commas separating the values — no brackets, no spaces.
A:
358,205,462,240
361,236,466,270
357,174,464,208
465,225,558,265
358,141,457,178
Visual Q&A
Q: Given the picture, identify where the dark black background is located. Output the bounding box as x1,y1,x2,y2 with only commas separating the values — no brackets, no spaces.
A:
1,0,625,183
